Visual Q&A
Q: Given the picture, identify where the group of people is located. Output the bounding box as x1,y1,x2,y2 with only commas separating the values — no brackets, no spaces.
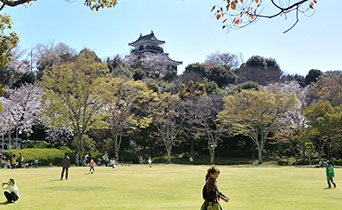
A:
74,151,119,168
0,153,38,169
74,152,94,167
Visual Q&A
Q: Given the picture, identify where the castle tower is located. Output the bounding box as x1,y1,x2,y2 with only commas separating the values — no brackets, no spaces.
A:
128,31,182,79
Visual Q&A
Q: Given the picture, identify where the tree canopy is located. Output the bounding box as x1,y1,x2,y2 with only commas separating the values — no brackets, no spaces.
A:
39,51,109,156
217,88,298,163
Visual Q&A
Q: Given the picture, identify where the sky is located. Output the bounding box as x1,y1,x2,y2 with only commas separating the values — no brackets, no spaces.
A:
4,0,342,76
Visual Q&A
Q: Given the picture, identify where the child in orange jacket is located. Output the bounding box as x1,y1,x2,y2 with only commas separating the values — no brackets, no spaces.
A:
89,159,97,174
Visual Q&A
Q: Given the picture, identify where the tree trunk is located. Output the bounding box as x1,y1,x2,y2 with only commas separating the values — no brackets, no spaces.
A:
209,147,215,165
166,146,172,164
257,146,263,164
114,134,118,156
75,133,84,157
189,137,194,159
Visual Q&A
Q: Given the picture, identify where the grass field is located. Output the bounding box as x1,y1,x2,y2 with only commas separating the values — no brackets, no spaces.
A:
0,164,340,210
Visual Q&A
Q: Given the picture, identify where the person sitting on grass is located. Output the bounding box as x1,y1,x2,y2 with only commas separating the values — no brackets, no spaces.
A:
2,178,19,203
34,157,39,168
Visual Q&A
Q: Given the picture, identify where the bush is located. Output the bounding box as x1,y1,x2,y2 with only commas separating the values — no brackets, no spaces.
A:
119,151,139,164
22,140,50,149
153,155,169,163
88,151,103,162
333,159,342,166
5,148,73,166
293,159,321,166
221,149,253,158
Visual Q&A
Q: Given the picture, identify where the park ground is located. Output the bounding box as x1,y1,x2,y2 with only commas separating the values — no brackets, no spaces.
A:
0,164,341,210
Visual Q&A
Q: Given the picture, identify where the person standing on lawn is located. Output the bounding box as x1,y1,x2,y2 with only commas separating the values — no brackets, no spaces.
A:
60,152,71,180
326,160,336,188
89,159,97,174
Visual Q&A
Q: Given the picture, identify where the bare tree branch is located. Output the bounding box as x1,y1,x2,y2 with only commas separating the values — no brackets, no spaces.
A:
214,0,314,32
0,0,35,7
283,6,300,34
0,3,5,11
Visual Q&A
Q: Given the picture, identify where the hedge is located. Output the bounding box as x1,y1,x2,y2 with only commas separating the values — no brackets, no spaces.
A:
293,158,342,166
118,151,139,164
4,148,73,166
4,149,150,166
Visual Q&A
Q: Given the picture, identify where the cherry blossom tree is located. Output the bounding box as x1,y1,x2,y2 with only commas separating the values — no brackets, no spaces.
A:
152,92,184,164
0,83,43,147
0,84,4,112
265,81,308,160
183,95,225,164
125,52,177,80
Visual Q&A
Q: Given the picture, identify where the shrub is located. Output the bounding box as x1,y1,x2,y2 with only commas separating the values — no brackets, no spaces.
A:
333,159,342,166
153,155,169,163
293,159,321,166
22,140,50,149
88,151,103,162
220,149,253,158
119,151,139,164
5,148,73,166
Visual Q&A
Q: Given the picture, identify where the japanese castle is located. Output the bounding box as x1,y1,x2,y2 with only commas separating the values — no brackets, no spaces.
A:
128,31,182,75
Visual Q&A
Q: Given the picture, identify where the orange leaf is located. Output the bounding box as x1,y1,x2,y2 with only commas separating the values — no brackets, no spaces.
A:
313,0,317,3
240,0,243,3
255,0,259,3
222,25,226,29
226,4,230,11
231,1,236,10
250,14,253,19
220,7,223,12
216,14,221,20
236,19,240,25
223,19,228,23
309,2,314,9
211,6,216,12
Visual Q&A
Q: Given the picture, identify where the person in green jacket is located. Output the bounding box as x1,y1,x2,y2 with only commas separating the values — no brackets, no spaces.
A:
326,160,336,188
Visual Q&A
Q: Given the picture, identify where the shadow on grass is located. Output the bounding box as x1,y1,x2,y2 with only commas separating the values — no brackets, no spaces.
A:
50,179,63,182
47,186,105,191
323,187,334,190
0,201,11,205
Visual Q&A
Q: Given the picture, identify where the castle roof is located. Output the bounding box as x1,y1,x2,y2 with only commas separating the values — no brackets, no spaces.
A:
129,31,165,47
161,53,183,66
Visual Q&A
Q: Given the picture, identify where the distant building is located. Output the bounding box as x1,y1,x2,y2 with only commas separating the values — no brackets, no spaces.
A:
128,31,182,79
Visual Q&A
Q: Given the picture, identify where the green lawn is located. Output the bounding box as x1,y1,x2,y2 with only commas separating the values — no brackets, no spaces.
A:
0,164,340,209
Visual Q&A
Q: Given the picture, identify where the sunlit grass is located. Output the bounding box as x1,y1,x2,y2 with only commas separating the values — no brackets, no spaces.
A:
0,164,340,209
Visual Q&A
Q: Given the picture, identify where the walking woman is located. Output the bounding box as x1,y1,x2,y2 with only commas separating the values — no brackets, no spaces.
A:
201,165,229,210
